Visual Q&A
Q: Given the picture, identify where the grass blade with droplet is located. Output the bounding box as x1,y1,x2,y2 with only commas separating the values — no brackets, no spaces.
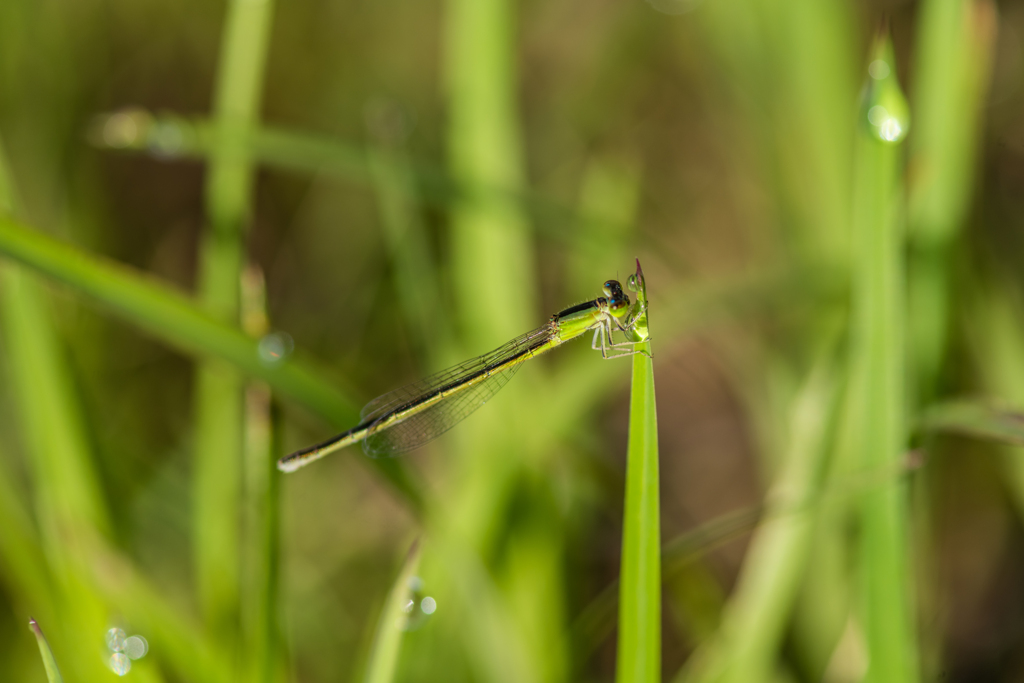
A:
362,542,423,683
848,28,918,683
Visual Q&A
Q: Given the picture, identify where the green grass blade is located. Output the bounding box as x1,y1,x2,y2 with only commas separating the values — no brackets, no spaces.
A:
848,30,918,683
0,136,116,681
789,383,858,682
0,443,51,608
239,267,284,683
192,360,244,635
0,218,354,418
192,0,276,636
907,0,997,405
616,265,660,683
963,280,1024,521
0,265,112,537
0,139,111,541
29,619,64,683
93,109,370,181
445,0,535,345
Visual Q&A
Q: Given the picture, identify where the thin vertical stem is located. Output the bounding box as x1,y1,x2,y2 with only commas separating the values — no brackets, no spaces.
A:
193,0,275,641
444,0,534,345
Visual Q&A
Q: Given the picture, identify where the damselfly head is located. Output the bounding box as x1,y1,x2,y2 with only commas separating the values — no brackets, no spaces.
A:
603,279,625,299
609,293,632,318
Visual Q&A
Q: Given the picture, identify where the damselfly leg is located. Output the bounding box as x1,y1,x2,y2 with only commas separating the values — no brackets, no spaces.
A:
592,319,651,359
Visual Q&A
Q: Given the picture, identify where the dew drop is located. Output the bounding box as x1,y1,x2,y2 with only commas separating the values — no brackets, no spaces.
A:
148,120,186,159
879,118,904,142
105,628,127,653
868,59,890,80
400,576,436,631
421,596,437,615
102,113,140,148
258,332,294,365
124,635,149,660
867,105,888,126
109,652,131,676
859,32,910,144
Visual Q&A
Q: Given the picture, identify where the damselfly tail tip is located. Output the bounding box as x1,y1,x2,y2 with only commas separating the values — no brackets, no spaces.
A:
277,455,302,473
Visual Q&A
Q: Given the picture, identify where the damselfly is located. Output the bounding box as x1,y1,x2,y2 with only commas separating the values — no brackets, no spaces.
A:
278,261,650,472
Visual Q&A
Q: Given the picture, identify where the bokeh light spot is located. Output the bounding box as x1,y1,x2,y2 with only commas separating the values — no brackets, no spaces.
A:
259,332,294,365
421,596,437,615
124,635,149,660
867,105,889,126
106,628,126,653
868,59,890,80
109,653,131,676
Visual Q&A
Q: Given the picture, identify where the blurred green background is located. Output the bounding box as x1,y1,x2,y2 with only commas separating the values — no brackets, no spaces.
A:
1,0,1024,681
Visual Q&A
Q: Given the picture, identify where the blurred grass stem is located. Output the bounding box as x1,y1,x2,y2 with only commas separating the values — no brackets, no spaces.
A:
848,31,918,683
0,134,115,680
193,0,274,640
907,0,997,406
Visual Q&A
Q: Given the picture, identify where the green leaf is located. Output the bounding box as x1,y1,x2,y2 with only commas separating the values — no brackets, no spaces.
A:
616,261,660,683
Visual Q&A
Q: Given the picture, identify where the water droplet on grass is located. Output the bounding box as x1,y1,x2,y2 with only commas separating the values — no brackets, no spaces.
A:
106,628,126,653
258,332,294,365
399,576,436,631
421,596,437,615
109,652,131,676
860,31,910,144
148,120,186,158
868,59,890,80
124,635,149,660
